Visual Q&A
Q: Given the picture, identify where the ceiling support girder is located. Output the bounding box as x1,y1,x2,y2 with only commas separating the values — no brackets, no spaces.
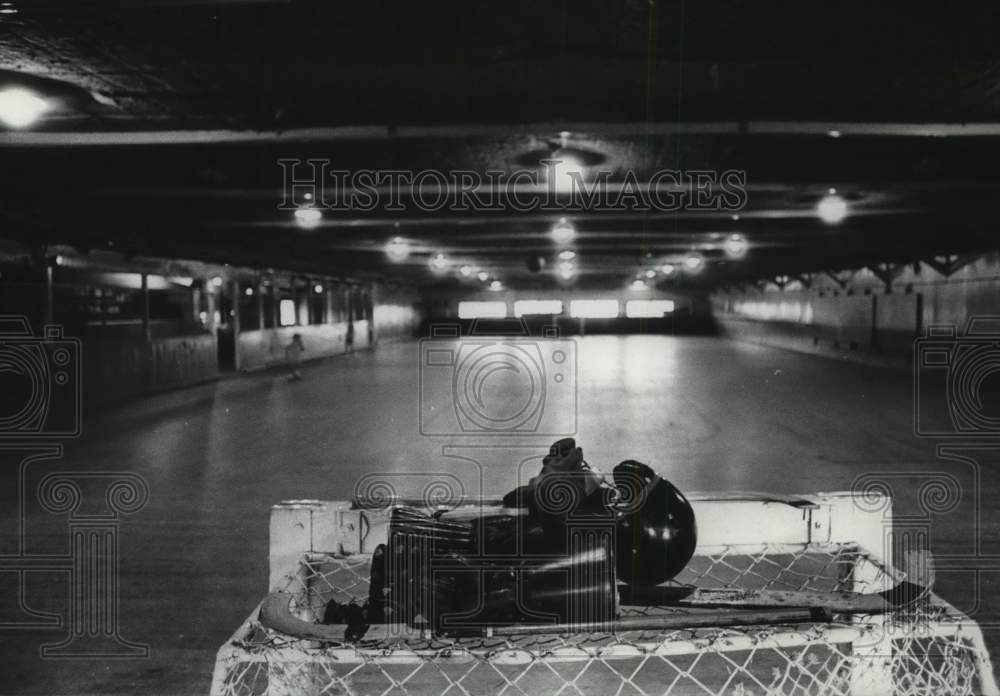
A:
867,262,907,293
824,270,851,289
924,253,980,277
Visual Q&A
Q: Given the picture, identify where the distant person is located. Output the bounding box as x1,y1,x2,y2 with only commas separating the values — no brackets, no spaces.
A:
286,333,305,381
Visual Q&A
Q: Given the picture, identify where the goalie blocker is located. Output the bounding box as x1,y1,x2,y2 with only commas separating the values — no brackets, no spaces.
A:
323,438,699,635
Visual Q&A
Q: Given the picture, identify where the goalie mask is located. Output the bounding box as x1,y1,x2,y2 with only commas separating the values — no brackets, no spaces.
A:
613,459,697,586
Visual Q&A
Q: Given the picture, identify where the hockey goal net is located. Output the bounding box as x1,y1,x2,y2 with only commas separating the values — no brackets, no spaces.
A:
211,492,997,696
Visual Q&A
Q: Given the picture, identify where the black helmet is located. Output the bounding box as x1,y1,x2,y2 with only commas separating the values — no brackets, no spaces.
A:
613,460,697,586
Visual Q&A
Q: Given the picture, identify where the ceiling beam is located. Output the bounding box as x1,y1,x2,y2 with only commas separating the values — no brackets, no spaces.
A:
6,121,1000,146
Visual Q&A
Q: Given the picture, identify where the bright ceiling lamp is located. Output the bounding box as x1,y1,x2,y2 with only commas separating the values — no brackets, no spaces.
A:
385,237,411,262
660,263,676,276
683,252,705,273
557,261,576,280
477,270,490,282
550,217,575,245
724,233,748,258
294,206,322,229
429,253,450,273
817,188,848,224
558,249,576,261
630,279,648,291
459,264,475,277
489,280,504,291
0,87,51,129
546,152,584,193
644,269,657,279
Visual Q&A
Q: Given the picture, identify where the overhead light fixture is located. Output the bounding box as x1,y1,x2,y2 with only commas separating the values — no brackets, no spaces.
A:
546,152,584,193
828,129,842,138
459,265,474,277
724,233,749,259
294,207,322,229
660,263,676,276
644,269,657,279
630,279,648,291
551,217,575,245
313,283,324,294
429,253,450,273
0,87,50,129
557,261,576,280
489,280,503,291
558,249,577,261
683,252,705,273
477,271,490,282
817,191,848,224
731,214,740,221
211,276,224,288
245,287,254,296
385,236,411,262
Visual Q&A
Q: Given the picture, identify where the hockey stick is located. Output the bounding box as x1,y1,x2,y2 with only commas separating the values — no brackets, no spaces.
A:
621,549,934,614
259,592,832,641
259,552,933,641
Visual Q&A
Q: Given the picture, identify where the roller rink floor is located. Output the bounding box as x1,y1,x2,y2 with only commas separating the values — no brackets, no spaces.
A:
1,335,998,694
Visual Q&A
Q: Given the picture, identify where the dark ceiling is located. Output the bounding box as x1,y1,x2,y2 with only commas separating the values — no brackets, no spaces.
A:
1,0,1000,290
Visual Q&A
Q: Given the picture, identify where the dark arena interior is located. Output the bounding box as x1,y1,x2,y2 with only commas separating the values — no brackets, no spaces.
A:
1,2,1000,695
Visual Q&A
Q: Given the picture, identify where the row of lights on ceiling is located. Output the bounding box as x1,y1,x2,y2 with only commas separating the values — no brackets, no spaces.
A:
628,217,748,290
296,190,847,290
0,84,856,249
551,218,577,281
379,216,585,290
294,195,849,231
629,251,708,291
627,190,847,288
385,236,505,291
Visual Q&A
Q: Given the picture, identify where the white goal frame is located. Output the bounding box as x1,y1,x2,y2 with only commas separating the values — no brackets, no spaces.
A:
211,491,998,696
